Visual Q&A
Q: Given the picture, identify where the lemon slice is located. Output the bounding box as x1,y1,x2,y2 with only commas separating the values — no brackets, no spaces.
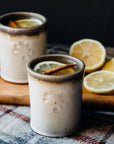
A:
33,61,76,75
83,70,114,94
69,39,106,73
33,61,65,74
14,18,42,28
102,58,114,72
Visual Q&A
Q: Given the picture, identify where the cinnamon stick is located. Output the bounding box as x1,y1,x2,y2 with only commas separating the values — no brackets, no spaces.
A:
8,20,18,28
43,63,75,75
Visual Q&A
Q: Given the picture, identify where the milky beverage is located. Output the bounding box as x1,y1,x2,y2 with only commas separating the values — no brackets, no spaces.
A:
27,55,85,137
0,12,47,83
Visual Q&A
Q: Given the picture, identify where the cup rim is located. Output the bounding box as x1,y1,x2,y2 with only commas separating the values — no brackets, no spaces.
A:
27,54,85,83
0,11,47,35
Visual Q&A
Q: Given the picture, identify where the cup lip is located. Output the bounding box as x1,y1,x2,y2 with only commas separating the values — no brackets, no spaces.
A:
27,54,85,83
0,11,47,35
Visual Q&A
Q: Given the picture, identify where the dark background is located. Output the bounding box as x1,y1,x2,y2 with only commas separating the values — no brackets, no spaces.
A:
0,0,114,46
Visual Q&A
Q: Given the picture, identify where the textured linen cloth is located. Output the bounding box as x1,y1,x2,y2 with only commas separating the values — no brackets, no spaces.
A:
0,44,114,144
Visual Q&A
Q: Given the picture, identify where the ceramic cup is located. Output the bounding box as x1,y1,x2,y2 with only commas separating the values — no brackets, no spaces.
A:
0,12,47,83
27,54,85,137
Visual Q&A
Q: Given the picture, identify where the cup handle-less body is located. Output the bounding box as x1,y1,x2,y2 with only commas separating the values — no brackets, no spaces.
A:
0,12,47,83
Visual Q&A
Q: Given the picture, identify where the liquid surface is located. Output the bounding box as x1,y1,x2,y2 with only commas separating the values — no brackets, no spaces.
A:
51,67,76,75
8,18,42,28
33,60,81,76
15,18,42,28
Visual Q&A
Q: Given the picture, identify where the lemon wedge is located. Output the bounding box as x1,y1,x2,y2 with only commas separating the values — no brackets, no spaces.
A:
102,58,114,72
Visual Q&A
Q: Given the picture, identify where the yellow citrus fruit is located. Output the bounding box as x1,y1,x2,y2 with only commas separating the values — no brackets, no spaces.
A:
102,58,114,72
33,61,75,75
33,61,65,73
69,39,106,73
14,18,42,28
83,70,114,94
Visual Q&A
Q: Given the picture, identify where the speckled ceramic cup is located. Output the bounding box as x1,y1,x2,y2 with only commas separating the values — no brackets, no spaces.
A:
27,54,85,137
0,12,47,83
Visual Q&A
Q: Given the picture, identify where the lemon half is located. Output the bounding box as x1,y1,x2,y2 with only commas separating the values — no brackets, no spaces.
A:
69,39,106,73
83,70,114,94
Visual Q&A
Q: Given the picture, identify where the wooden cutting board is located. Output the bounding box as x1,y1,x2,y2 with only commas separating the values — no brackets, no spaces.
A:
0,76,113,111
0,77,29,105
82,87,114,111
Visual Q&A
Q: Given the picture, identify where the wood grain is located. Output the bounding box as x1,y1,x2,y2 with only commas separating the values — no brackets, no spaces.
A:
0,77,30,105
0,77,113,111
